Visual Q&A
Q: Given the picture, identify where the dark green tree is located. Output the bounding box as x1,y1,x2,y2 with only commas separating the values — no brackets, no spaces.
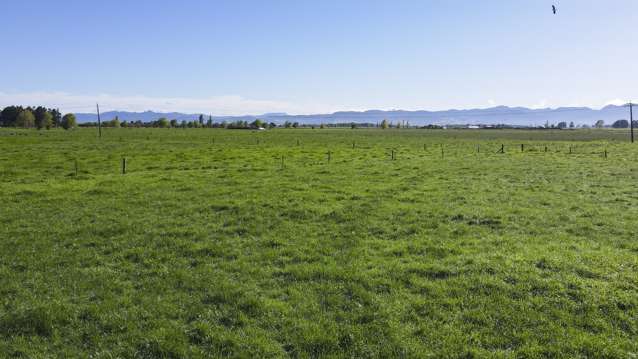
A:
16,109,36,128
250,119,264,129
41,112,53,130
1,106,23,127
612,119,629,128
61,113,77,130
157,118,169,128
34,107,48,129
51,109,61,127
34,107,53,130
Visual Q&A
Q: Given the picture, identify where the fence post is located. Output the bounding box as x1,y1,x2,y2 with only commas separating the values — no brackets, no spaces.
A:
74,159,78,177
122,157,127,175
521,144,524,152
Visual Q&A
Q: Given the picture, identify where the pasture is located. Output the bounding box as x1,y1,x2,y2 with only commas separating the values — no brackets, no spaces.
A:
1,127,637,358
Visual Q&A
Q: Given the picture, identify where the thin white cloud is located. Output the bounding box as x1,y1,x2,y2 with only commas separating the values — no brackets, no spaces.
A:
0,91,329,116
529,99,549,109
604,98,629,107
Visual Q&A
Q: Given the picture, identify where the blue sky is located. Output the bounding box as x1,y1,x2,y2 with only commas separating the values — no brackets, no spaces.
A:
1,0,636,114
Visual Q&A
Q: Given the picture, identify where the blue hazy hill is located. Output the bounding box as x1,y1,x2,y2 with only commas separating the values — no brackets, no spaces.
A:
75,105,629,127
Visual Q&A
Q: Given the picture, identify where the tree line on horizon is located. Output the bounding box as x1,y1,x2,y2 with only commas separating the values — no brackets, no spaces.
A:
539,120,631,129
0,106,77,129
78,116,421,129
79,115,279,129
79,114,377,129
69,116,638,130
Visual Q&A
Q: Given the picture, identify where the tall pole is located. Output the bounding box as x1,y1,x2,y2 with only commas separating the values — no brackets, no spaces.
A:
96,103,102,138
630,102,634,143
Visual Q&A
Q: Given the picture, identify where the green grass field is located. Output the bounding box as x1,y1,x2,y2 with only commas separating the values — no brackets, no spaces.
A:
1,128,637,358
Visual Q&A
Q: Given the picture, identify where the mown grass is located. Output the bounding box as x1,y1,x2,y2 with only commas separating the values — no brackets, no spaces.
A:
0,127,637,358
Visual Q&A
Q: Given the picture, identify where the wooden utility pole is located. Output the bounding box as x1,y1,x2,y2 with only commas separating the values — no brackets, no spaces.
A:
96,103,102,138
630,102,634,143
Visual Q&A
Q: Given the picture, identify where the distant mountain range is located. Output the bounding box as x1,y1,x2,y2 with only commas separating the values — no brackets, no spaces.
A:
75,105,631,127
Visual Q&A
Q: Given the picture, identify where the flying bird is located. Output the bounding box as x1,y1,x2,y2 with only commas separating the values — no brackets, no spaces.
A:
552,5,557,14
